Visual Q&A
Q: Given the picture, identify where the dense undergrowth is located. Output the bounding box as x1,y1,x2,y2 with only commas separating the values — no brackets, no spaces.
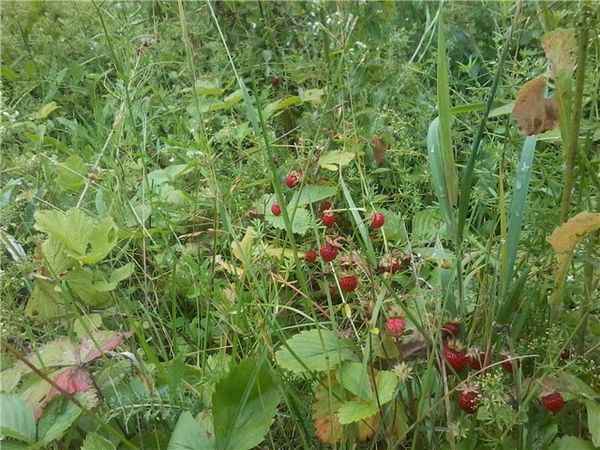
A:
1,1,599,449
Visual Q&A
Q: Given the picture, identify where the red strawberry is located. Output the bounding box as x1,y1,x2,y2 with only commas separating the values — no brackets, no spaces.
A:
441,321,460,338
271,203,282,216
339,274,358,292
501,352,516,373
371,212,385,229
541,391,565,413
321,212,336,227
466,347,484,370
304,250,317,262
320,243,339,262
271,77,281,87
560,348,572,360
443,340,467,372
458,385,481,414
285,171,301,188
319,201,332,212
386,317,406,337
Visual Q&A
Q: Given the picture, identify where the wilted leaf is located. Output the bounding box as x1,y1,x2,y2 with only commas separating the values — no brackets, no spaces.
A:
78,330,133,363
318,151,355,171
371,136,387,165
547,212,600,304
299,88,324,105
542,29,576,80
231,227,256,263
356,414,380,441
275,329,355,373
512,78,559,136
312,376,345,444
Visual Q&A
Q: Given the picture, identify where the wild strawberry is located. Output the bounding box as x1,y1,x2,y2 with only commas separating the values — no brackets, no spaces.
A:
320,242,339,262
371,212,385,229
501,352,516,373
443,339,467,372
285,170,301,188
441,321,460,338
271,77,281,87
271,203,282,216
560,348,572,360
304,250,317,262
319,201,332,212
339,274,358,292
466,347,484,370
458,385,481,414
541,391,565,413
328,285,338,298
321,212,336,227
386,317,406,337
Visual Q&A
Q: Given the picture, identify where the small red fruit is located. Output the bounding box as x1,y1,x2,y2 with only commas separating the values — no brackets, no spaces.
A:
443,340,467,372
320,243,339,262
271,203,282,216
466,347,484,370
339,274,358,292
386,317,406,337
458,385,481,414
371,212,385,229
501,353,516,373
541,391,565,413
321,212,336,227
441,321,460,338
319,201,332,212
271,77,281,87
285,171,301,188
560,348,572,360
304,250,317,262
328,285,338,297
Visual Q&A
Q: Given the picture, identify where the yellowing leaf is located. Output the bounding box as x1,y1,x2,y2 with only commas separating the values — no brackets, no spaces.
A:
318,151,356,171
264,246,298,260
231,227,257,263
547,211,600,304
299,88,324,105
542,29,576,80
33,101,60,119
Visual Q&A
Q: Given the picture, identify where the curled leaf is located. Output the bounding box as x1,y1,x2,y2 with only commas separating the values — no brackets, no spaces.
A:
512,77,559,136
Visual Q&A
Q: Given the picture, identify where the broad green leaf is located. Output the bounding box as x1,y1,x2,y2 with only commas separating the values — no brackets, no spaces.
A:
337,401,377,425
35,396,84,448
265,205,310,235
0,367,25,393
336,363,372,400
64,269,113,307
210,90,243,112
549,435,595,450
95,264,134,292
0,441,32,450
299,88,323,105
15,338,79,373
81,433,116,450
212,358,280,450
33,101,59,119
34,208,118,265
57,155,86,192
318,151,355,171
25,279,65,319
289,185,337,207
231,227,257,263
74,314,103,339
374,370,398,405
263,95,301,119
0,393,36,443
585,400,600,447
167,411,214,450
275,329,355,373
41,239,75,275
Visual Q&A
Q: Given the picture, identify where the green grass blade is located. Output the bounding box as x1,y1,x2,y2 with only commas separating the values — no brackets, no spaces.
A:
436,10,458,208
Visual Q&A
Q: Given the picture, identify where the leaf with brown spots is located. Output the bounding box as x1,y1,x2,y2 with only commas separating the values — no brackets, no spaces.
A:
512,77,559,136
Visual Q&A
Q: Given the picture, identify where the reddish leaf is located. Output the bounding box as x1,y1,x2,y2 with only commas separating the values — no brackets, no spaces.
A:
45,367,93,404
79,330,133,363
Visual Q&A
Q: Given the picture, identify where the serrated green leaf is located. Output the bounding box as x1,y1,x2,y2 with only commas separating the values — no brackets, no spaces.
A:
95,264,133,292
34,208,118,265
35,396,83,448
73,313,103,339
167,411,214,450
212,358,280,450
318,151,355,171
374,370,398,405
81,433,116,450
337,401,377,425
275,329,355,373
299,88,323,105
64,269,113,307
289,185,337,207
549,435,595,450
585,400,600,447
57,155,86,192
41,239,75,275
0,393,36,444
265,205,310,235
336,363,372,400
25,279,65,319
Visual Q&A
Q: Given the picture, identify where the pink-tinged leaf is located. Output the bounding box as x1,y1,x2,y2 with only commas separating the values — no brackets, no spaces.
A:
15,338,79,373
21,368,66,420
79,330,133,363
45,367,93,404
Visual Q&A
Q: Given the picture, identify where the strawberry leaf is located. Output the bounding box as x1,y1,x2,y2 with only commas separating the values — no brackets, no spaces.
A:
0,393,36,444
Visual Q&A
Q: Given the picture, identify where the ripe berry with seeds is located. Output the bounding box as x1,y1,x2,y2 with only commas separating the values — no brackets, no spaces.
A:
271,203,282,216
304,250,317,263
386,317,406,337
271,77,281,87
371,212,385,229
541,391,565,413
321,212,336,227
320,242,339,262
466,347,484,370
285,170,301,188
501,352,516,373
458,385,481,414
339,274,358,292
443,339,467,372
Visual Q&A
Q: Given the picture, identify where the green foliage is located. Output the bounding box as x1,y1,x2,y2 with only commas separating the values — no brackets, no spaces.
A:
0,393,36,444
